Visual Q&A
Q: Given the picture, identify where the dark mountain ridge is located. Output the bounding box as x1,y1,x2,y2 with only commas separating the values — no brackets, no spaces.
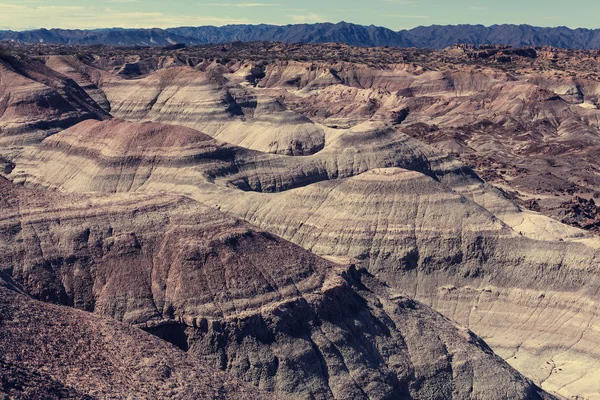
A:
3,22,600,49
0,27,193,47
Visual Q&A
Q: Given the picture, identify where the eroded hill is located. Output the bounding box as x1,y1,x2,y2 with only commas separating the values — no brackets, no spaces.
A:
0,176,554,399
1,42,600,399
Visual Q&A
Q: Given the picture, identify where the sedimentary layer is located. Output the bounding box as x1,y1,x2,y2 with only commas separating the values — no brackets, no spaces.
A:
9,116,599,398
0,55,108,145
0,177,553,399
0,276,269,400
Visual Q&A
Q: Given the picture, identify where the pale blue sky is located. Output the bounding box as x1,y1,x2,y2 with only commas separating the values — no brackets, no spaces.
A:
0,0,598,31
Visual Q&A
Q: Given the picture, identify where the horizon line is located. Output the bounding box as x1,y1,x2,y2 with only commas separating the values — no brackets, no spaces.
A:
2,21,600,33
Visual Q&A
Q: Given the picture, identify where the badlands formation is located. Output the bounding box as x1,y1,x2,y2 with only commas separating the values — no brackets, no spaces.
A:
1,42,600,399
0,177,551,399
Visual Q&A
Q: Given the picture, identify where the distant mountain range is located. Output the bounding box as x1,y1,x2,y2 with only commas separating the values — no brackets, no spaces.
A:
2,22,600,49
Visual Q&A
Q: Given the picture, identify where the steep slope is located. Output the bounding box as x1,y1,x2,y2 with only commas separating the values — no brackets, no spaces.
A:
0,54,109,146
44,55,112,112
0,277,269,400
0,176,554,399
98,66,326,155
252,58,600,236
9,115,600,398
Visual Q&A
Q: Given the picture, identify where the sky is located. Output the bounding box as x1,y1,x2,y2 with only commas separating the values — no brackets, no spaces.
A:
0,0,599,31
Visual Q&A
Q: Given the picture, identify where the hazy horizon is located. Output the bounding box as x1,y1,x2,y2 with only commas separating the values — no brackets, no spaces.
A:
3,21,600,33
0,0,599,32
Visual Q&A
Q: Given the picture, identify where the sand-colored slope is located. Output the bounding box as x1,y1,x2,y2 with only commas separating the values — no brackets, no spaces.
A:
0,55,109,146
12,118,588,244
9,52,600,398
39,52,600,220
200,168,600,399
94,65,327,155
8,116,600,398
44,55,113,112
0,177,554,399
253,59,600,237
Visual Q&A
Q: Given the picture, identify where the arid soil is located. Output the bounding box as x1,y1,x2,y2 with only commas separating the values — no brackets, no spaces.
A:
2,41,600,399
0,275,270,400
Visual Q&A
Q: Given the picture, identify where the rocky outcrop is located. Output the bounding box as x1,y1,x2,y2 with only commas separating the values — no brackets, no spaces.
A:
557,196,600,233
44,55,112,112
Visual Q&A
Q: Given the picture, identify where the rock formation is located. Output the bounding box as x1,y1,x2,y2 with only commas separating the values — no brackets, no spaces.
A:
95,66,327,155
0,177,552,399
2,42,600,399
0,53,108,145
0,276,269,400
9,115,598,398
